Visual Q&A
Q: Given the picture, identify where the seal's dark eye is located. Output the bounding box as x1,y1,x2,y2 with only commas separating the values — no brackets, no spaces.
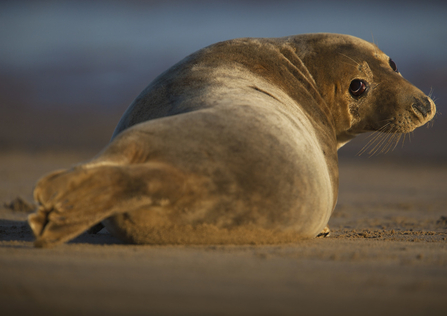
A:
349,79,367,96
389,58,398,72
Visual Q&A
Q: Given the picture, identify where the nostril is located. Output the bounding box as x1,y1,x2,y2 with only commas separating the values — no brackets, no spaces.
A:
412,97,431,118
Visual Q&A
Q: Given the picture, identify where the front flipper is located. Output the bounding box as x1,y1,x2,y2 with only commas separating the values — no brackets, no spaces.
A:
28,162,186,248
316,226,330,238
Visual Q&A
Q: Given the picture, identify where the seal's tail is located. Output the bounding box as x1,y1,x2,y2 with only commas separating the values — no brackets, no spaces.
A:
28,162,185,248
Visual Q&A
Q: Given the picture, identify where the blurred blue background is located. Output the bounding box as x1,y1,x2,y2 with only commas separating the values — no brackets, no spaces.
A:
1,0,446,160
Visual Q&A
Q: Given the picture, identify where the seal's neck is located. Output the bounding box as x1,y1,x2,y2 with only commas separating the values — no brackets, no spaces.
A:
336,131,357,150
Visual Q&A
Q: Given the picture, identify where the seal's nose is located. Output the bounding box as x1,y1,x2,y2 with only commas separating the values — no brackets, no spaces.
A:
412,97,432,118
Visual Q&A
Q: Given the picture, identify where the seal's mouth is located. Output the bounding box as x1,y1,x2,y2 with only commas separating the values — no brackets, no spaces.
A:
357,96,436,156
390,95,436,133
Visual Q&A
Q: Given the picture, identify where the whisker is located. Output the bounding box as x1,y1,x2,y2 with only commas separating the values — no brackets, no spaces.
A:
371,82,380,91
381,133,395,154
358,135,379,156
340,61,358,69
383,132,400,154
371,32,379,57
375,135,389,155
338,53,360,67
369,131,392,156
377,132,394,154
357,124,390,156
363,127,383,141
364,126,388,142
357,121,402,157
392,133,402,151
428,87,436,101
358,131,382,155
362,131,378,141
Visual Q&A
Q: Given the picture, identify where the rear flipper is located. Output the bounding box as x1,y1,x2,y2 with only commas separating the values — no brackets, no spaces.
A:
28,162,186,248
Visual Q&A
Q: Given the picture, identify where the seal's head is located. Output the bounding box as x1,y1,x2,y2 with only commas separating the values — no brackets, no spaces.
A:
293,34,436,149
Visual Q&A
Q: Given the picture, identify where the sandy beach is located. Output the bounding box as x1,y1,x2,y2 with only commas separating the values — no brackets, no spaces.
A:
1,2,446,315
1,150,446,316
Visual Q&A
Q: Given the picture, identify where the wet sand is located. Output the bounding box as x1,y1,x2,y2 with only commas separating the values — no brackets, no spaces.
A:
1,151,446,316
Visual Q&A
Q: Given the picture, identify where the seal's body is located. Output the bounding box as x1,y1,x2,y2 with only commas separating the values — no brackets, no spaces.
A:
28,34,436,247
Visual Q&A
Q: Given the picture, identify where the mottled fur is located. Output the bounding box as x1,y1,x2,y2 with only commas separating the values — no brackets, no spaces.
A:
28,34,435,247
